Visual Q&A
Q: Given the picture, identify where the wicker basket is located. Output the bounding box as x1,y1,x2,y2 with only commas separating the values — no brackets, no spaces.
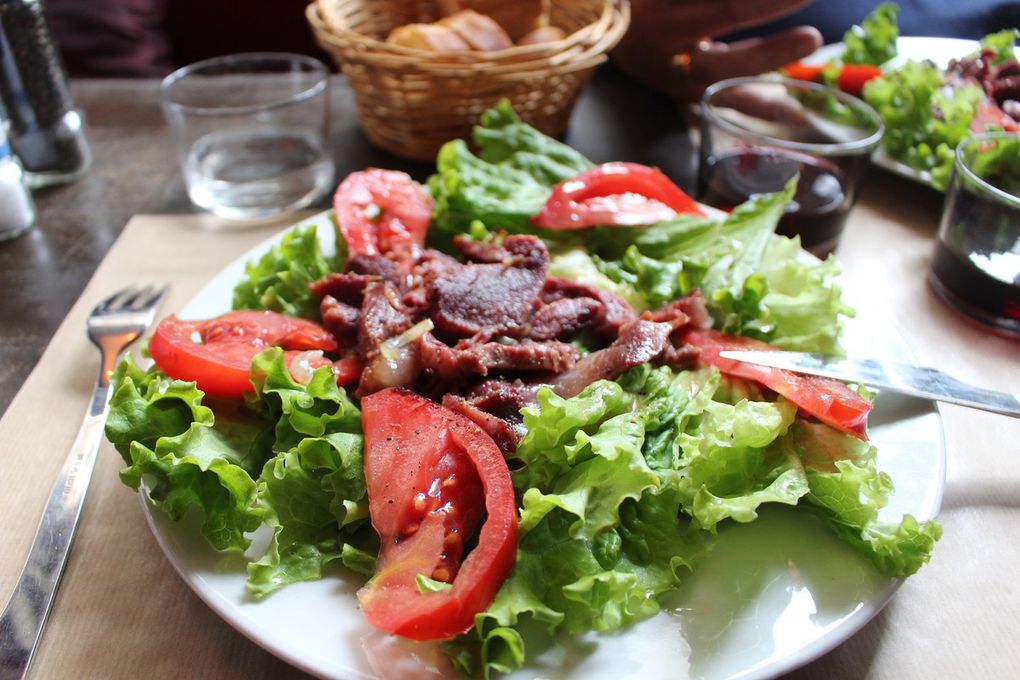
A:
308,0,630,160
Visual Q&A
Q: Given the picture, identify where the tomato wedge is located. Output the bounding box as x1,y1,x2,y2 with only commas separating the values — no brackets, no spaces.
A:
971,99,1019,133
780,61,882,97
334,168,434,258
781,61,826,82
358,388,518,641
148,310,338,398
681,328,871,440
531,162,705,230
836,64,883,96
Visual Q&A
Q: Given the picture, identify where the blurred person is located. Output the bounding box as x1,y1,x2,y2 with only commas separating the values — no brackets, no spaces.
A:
612,0,823,102
612,0,1019,102
42,0,1019,84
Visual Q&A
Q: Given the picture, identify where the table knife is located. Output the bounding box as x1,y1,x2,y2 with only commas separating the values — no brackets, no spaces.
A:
717,350,1020,418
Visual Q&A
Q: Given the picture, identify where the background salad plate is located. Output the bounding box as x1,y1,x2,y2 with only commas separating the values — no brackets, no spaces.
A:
808,36,979,188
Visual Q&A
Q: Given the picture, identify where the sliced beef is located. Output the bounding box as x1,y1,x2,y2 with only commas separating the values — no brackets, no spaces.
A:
443,394,522,455
640,294,709,330
445,379,541,454
428,235,548,339
401,249,462,314
550,320,672,398
356,281,418,397
358,281,412,354
528,297,605,341
310,273,376,306
641,294,709,371
420,334,577,381
466,379,541,417
453,234,512,263
346,253,401,284
541,276,637,337
320,295,360,346
657,343,700,371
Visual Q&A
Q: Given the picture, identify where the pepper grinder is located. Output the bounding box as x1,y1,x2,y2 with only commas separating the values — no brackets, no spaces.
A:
0,0,90,187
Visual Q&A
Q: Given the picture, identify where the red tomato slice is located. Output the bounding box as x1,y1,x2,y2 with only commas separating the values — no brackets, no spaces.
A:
836,64,883,96
334,169,434,258
531,162,705,230
149,311,338,398
332,354,364,386
681,328,871,440
971,99,1019,133
358,388,518,641
781,61,826,82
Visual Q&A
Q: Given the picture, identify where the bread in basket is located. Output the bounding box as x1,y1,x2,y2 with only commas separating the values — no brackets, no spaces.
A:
307,0,630,161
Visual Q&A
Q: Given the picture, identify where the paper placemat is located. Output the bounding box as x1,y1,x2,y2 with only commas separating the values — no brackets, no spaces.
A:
0,205,1018,680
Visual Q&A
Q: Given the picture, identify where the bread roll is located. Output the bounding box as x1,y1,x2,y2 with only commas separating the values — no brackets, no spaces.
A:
517,25,566,46
386,22,470,51
436,0,547,41
438,10,513,51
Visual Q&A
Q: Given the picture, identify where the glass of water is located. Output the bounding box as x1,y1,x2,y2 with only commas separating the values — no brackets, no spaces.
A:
160,52,334,221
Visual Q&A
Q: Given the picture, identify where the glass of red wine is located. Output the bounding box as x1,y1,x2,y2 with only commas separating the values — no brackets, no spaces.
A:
928,131,1020,339
698,76,884,257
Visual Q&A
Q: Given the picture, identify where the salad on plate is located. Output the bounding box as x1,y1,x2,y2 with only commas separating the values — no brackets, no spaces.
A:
105,102,941,677
783,2,1020,189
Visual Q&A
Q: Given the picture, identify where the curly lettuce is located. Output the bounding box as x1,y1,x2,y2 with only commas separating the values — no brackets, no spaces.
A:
232,222,340,320
841,2,900,66
105,348,372,594
452,363,940,676
428,100,592,243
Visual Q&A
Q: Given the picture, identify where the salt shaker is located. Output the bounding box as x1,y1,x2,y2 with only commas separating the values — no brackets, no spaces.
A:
0,0,90,187
0,121,35,242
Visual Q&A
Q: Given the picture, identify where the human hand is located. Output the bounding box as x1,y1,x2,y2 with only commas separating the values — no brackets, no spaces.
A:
613,0,823,101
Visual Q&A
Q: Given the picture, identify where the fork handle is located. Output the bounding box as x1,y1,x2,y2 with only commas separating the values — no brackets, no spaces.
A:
0,382,110,680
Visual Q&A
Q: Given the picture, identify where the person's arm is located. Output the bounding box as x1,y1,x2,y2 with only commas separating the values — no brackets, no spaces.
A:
613,0,822,101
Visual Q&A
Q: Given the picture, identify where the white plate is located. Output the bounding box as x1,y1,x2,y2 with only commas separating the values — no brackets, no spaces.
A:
140,211,945,680
807,36,980,188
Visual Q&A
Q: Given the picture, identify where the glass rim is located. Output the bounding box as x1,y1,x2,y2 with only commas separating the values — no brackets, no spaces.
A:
160,52,328,116
700,75,885,156
954,130,1020,207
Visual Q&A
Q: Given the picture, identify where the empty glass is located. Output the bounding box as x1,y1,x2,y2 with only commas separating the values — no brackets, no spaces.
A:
160,52,334,222
928,131,1020,338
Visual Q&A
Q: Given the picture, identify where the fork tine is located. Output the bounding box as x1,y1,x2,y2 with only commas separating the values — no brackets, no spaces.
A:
132,283,170,311
113,283,154,310
94,285,141,313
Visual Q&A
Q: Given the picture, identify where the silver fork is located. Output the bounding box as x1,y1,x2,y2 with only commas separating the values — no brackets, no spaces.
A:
0,283,168,680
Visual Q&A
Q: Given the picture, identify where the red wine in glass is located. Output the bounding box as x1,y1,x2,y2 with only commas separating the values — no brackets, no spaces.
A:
699,148,856,256
928,183,1020,338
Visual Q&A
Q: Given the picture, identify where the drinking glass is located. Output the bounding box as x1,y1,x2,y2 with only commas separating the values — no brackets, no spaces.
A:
928,131,1020,338
699,76,884,256
160,52,334,222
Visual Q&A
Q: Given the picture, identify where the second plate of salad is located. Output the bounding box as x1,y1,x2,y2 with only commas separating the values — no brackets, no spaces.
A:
791,3,1018,190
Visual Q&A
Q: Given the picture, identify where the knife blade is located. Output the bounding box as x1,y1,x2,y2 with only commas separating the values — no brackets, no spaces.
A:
717,350,1020,418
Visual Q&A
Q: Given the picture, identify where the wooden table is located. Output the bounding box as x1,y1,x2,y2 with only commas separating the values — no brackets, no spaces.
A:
1,67,1018,680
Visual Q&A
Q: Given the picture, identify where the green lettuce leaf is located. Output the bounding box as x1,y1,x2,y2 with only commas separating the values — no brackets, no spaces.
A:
106,355,271,551
785,421,942,576
459,362,938,675
245,348,373,596
106,350,373,589
841,2,900,66
980,29,1018,65
427,100,592,242
232,223,340,320
863,59,983,190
